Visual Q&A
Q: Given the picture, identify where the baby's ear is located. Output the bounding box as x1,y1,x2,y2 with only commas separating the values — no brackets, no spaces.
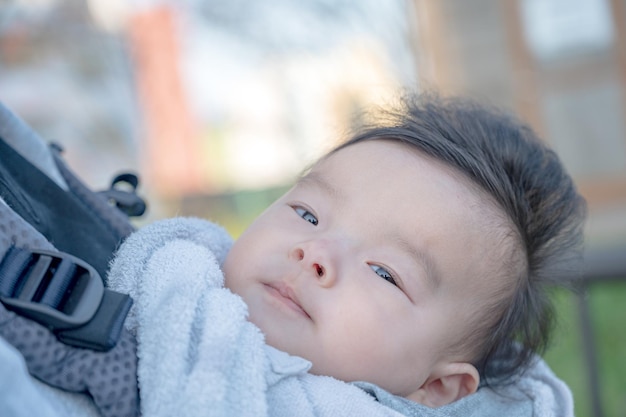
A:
407,362,479,408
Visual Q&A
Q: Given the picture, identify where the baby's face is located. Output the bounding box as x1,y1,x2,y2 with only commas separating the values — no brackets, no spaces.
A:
223,140,499,400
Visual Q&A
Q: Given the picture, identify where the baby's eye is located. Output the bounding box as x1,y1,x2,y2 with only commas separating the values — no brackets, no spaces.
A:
294,207,318,225
370,264,397,287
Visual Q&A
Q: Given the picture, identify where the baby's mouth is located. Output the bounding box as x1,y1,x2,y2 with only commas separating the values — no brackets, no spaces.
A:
265,282,311,319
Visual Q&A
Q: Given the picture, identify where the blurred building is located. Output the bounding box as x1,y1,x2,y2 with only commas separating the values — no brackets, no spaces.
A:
410,0,626,247
0,0,139,189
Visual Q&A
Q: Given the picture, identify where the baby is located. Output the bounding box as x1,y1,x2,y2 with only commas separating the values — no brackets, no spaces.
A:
0,92,585,417
225,138,492,405
222,92,586,408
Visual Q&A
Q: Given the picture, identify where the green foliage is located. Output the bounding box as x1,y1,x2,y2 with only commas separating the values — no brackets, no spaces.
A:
545,283,626,417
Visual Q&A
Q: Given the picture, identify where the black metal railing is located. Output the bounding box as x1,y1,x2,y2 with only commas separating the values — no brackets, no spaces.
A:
578,244,626,417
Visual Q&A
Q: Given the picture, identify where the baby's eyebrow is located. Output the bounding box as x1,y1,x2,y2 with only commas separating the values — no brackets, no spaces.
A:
392,235,441,291
297,171,343,201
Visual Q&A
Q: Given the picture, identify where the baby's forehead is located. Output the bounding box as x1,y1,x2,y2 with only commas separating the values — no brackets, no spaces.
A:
309,140,481,197
296,169,342,198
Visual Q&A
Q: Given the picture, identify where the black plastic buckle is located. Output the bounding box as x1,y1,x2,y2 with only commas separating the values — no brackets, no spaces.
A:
98,172,147,217
0,246,131,351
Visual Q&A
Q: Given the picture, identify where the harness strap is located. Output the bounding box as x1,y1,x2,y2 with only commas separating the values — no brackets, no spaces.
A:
0,193,140,416
0,137,137,278
0,246,132,351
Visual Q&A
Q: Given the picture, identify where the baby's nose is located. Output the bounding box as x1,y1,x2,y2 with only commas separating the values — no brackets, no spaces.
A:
290,240,338,287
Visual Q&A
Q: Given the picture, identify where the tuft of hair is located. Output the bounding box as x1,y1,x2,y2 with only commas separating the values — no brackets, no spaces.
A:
334,91,587,386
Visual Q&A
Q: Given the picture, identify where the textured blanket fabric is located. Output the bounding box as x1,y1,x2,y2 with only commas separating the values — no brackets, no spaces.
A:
355,356,575,417
107,218,269,417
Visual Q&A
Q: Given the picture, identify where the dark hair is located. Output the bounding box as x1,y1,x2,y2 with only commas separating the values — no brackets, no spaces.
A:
332,92,587,386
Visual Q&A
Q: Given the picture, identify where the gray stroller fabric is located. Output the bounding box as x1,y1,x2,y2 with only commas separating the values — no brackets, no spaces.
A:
0,199,140,417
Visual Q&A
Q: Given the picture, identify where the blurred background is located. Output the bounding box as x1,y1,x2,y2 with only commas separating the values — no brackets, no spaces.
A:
0,0,624,415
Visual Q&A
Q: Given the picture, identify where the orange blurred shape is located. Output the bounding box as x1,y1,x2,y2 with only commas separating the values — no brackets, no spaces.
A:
127,4,203,197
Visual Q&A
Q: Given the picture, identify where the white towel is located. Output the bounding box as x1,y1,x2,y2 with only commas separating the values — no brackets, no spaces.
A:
107,217,269,417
